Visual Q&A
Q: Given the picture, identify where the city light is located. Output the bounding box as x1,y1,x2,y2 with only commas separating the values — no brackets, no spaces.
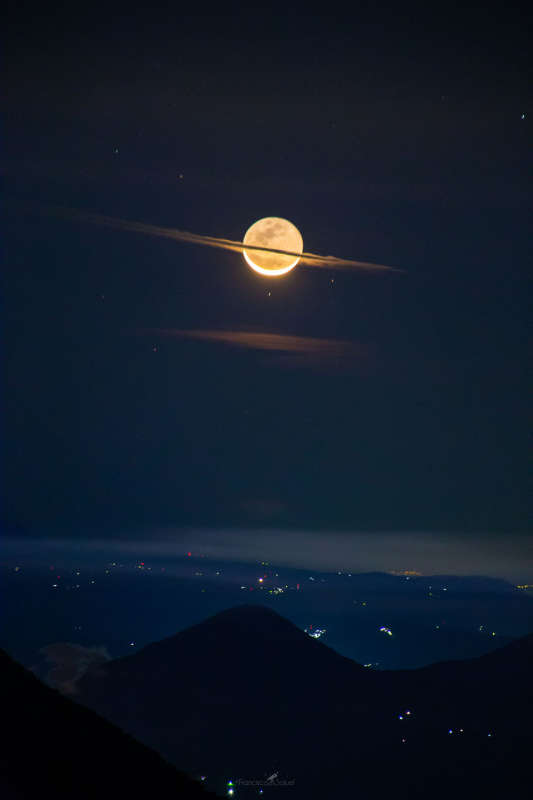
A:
305,627,326,639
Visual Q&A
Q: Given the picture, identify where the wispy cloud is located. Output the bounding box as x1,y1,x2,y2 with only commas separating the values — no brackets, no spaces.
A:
152,328,363,355
143,328,373,371
40,642,111,695
6,530,532,582
47,206,402,273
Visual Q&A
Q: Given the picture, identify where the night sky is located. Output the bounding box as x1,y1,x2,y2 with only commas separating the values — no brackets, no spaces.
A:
5,4,530,545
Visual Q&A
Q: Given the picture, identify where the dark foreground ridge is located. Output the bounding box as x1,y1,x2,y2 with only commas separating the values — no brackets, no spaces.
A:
74,604,533,798
0,648,216,800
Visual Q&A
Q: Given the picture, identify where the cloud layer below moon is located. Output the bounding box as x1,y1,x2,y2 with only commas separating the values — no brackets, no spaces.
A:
49,206,402,273
141,328,374,372
150,328,364,355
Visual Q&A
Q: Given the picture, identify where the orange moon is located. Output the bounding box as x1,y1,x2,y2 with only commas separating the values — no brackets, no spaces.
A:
242,217,303,276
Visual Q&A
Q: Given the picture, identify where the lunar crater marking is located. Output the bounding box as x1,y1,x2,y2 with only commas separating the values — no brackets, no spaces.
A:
243,216,303,276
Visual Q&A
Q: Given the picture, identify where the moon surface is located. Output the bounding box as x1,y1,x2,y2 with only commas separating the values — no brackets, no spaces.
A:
243,217,303,276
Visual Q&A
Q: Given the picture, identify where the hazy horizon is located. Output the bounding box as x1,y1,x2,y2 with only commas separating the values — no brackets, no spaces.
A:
4,528,533,582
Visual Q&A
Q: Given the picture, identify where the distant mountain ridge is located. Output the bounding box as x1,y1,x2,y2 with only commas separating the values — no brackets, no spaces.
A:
76,604,533,798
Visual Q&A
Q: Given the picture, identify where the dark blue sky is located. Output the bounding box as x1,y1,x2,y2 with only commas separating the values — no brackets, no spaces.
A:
4,3,530,538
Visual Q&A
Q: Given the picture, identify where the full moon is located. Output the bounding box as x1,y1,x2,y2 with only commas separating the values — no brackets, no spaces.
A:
242,217,303,276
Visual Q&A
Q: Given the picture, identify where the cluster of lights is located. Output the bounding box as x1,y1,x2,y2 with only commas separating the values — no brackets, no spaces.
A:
305,627,326,639
227,779,234,796
388,570,421,577
379,626,393,637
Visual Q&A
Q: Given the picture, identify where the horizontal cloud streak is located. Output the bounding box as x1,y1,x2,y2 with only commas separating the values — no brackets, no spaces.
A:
147,328,369,357
48,206,402,273
4,530,532,582
140,328,374,372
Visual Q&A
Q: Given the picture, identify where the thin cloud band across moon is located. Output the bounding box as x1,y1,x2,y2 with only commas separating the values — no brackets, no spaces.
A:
50,207,403,275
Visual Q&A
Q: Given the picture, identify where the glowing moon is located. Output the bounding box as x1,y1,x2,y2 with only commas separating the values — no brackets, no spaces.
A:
243,217,303,276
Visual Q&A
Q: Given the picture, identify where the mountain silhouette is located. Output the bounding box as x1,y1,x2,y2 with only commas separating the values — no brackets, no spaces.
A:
0,648,215,799
76,605,532,798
